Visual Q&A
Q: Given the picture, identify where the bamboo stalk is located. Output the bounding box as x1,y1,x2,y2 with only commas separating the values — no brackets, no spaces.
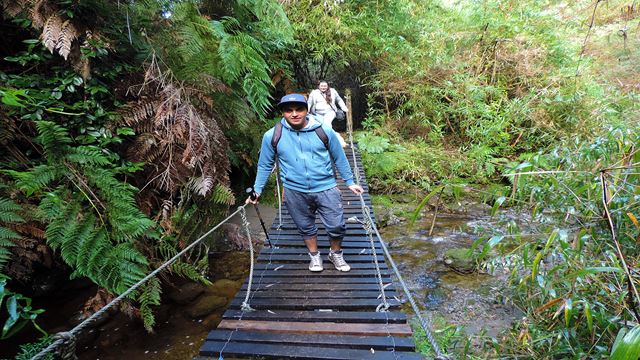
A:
600,171,640,322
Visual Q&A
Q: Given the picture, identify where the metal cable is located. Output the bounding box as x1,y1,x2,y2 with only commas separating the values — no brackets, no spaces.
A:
31,205,248,360
346,129,449,359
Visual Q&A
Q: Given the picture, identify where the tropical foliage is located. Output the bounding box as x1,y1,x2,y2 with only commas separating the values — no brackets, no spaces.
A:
0,0,291,346
0,0,639,358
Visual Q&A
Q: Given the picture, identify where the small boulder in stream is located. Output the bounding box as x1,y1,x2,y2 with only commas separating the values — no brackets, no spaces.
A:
207,279,241,300
167,282,205,305
443,247,476,274
187,295,228,318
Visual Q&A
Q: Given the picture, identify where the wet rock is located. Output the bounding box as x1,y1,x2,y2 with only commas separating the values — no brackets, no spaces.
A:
96,315,130,348
202,312,223,328
187,295,227,318
443,248,476,274
68,309,110,328
206,279,241,300
221,223,251,250
168,282,205,305
153,303,172,324
375,207,406,228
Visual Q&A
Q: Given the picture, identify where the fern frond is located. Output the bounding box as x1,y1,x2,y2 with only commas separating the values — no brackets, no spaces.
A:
1,0,27,17
30,0,46,29
36,121,72,160
170,262,209,283
6,165,60,196
55,19,78,60
139,277,161,332
0,227,21,241
121,99,157,128
0,198,24,223
211,184,235,205
0,197,23,272
67,146,111,166
42,14,62,53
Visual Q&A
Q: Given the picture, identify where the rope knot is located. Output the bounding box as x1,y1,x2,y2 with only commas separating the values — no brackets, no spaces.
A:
52,331,78,360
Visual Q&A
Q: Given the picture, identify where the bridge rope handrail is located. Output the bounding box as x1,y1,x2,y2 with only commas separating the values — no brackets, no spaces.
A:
30,205,252,360
346,111,450,360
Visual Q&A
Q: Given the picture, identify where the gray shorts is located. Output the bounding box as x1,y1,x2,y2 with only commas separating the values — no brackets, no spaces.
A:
285,187,345,241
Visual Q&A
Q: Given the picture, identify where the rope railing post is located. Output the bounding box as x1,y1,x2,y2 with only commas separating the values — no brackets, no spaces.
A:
345,115,449,359
30,205,248,360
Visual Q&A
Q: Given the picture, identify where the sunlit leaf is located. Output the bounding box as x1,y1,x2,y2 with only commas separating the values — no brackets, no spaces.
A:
611,325,640,360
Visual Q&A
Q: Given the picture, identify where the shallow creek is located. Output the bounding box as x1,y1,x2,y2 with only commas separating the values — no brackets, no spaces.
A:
378,203,522,340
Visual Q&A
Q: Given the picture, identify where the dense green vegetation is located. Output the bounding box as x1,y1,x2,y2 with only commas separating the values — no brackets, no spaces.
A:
1,0,639,358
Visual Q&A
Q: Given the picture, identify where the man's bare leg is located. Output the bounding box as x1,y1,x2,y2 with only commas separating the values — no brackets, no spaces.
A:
305,236,323,272
329,238,341,253
304,236,318,253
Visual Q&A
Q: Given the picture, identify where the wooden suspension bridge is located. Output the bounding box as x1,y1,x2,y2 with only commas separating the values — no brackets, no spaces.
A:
195,144,423,359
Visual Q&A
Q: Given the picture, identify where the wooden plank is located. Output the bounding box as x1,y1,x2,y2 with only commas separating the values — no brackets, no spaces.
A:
250,269,391,277
269,224,370,232
267,229,372,235
244,277,393,285
205,330,415,351
229,298,401,310
240,283,396,292
270,234,376,239
272,240,382,248
257,254,384,262
235,290,397,299
279,207,372,212
198,341,423,359
261,248,382,255
253,263,387,270
218,319,412,336
222,309,406,323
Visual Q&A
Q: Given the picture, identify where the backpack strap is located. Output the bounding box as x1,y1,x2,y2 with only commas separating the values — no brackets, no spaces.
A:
314,127,329,150
270,121,336,182
271,120,329,151
271,121,283,153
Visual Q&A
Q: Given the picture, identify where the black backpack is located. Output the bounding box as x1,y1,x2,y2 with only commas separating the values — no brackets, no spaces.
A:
270,121,335,180
270,121,329,152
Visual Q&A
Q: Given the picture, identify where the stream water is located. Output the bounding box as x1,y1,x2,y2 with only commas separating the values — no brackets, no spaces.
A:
2,201,521,359
377,201,522,342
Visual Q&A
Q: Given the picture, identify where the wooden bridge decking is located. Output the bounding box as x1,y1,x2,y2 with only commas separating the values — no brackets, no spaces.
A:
197,145,421,359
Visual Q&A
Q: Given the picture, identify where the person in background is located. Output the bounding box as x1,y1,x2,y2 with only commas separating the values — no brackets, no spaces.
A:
307,80,348,147
246,94,364,272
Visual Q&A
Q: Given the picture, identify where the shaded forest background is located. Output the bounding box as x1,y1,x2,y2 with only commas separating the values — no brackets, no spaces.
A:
1,0,639,358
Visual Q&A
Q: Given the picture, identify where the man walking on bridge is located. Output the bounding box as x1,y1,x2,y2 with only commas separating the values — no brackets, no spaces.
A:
246,93,364,272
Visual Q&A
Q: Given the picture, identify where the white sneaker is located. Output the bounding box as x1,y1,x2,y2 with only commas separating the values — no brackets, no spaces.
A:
309,252,323,272
328,251,351,272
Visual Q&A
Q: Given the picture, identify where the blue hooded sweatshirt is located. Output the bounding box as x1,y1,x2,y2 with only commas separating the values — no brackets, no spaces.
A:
253,115,355,195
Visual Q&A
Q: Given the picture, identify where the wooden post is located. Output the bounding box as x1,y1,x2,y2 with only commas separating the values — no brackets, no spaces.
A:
345,89,353,142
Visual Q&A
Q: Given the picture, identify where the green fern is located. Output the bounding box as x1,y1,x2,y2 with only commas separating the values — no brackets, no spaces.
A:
139,277,161,332
0,197,24,272
171,261,210,284
4,165,60,196
211,184,235,205
35,121,72,161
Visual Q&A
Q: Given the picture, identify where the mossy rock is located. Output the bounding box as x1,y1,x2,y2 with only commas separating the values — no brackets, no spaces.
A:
187,295,228,318
167,282,205,305
206,279,242,299
443,247,476,274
